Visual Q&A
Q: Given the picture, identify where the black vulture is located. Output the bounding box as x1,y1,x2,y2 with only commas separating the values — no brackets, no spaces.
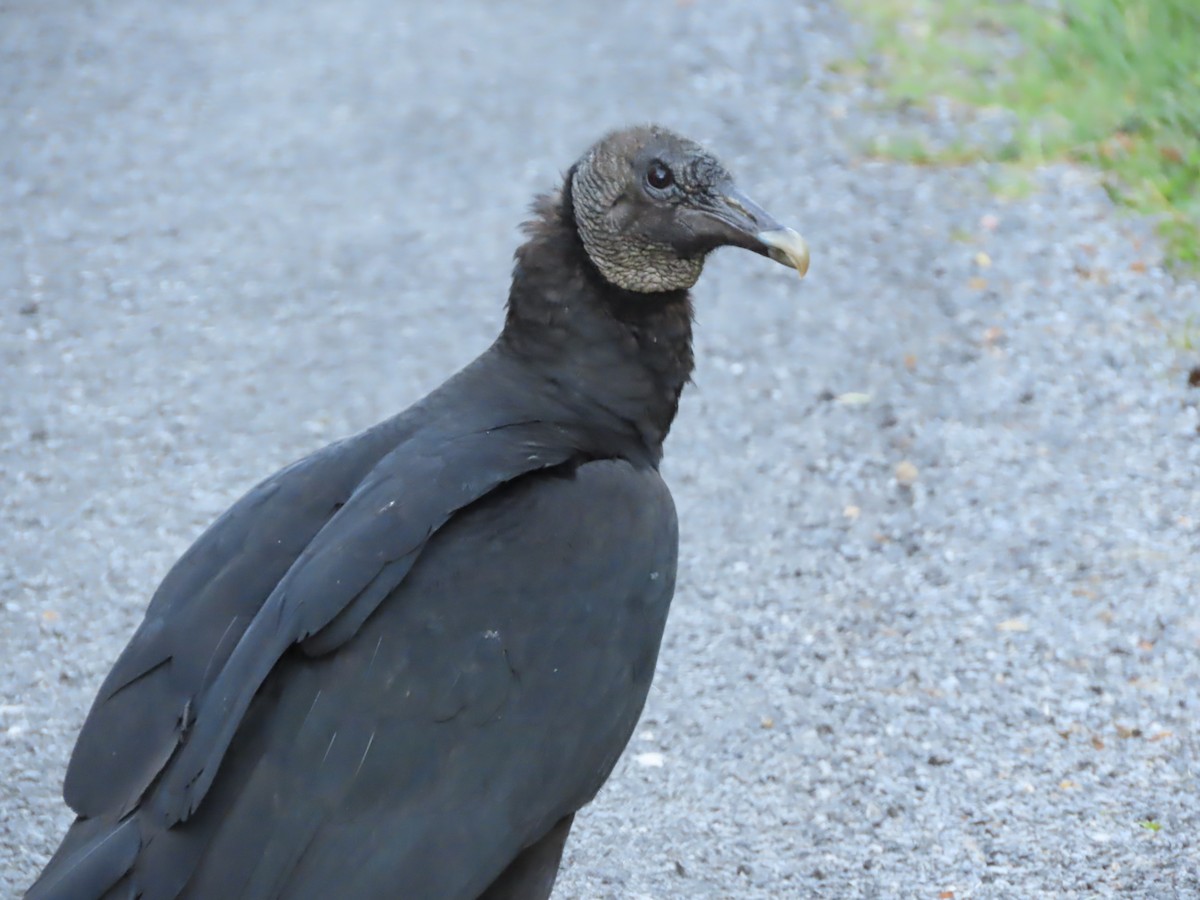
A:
27,125,809,900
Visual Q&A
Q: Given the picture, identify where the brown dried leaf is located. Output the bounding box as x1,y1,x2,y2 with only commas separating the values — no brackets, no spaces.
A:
894,460,919,486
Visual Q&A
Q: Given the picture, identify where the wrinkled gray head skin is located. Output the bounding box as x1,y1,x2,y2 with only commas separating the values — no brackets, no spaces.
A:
570,125,809,294
572,126,717,292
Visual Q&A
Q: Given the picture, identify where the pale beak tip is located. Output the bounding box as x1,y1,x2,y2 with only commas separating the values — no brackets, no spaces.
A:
758,228,810,279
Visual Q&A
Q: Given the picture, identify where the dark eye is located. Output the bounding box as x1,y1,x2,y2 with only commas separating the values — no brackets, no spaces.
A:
646,161,674,190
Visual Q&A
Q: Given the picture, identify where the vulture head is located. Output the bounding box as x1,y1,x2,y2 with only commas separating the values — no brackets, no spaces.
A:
569,125,810,293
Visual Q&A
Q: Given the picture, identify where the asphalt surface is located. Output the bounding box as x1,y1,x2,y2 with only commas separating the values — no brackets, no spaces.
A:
3,2,1199,897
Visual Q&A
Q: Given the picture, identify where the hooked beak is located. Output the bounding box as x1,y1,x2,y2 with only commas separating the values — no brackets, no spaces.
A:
757,226,811,278
695,186,810,278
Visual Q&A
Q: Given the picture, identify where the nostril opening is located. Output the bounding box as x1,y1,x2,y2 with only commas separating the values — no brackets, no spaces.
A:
724,196,756,224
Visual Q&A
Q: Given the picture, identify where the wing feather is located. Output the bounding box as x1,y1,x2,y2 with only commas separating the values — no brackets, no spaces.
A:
151,423,578,824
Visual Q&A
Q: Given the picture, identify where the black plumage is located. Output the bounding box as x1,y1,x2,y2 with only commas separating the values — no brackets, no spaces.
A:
28,125,808,900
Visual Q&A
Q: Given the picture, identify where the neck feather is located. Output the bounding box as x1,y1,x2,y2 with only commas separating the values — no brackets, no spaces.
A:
501,182,695,454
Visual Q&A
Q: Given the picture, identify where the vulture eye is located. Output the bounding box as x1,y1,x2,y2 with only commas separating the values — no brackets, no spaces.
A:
646,162,675,191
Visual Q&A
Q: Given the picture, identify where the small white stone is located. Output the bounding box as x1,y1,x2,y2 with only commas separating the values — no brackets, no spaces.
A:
634,752,664,768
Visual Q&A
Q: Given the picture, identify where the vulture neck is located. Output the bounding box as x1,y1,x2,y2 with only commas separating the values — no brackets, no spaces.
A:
500,182,695,462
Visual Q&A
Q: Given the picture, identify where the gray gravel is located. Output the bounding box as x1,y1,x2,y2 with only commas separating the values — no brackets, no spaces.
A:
3,1,1199,897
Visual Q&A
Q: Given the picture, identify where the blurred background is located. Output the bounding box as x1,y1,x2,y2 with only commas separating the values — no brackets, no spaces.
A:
2,1,1197,897
845,0,1199,267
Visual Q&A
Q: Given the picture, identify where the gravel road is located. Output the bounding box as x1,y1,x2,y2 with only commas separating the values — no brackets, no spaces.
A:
3,2,1198,897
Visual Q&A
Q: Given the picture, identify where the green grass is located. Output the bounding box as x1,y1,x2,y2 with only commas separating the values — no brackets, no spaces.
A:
844,0,1200,268
1169,315,1198,351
